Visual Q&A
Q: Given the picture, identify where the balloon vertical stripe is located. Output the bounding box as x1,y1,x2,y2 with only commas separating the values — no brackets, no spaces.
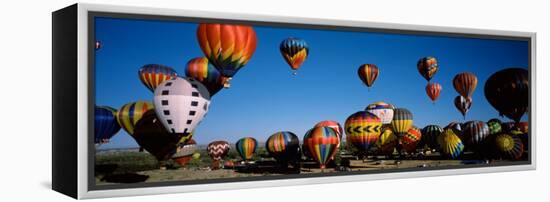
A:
116,101,154,135
236,137,258,161
305,127,339,169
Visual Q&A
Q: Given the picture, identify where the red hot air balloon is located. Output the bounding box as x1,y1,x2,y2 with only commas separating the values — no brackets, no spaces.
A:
401,126,422,153
417,56,439,82
196,24,257,82
453,72,478,98
425,82,442,104
207,140,230,169
358,64,379,91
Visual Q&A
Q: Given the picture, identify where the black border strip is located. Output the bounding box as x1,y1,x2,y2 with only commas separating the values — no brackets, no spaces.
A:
87,11,533,191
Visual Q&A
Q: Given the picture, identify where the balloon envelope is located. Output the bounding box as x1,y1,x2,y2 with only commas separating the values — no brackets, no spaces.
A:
280,37,309,73
266,131,301,163
453,72,478,98
425,82,442,103
116,101,154,135
304,127,339,169
417,56,438,82
138,64,178,92
95,106,121,144
437,129,464,159
185,57,228,96
421,125,443,149
358,64,379,89
484,68,528,122
391,108,413,136
345,111,382,152
365,102,395,124
235,137,258,161
207,141,230,161
133,111,185,161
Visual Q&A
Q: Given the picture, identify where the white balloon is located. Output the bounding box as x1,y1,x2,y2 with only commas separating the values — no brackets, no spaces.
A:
154,77,211,135
365,102,395,124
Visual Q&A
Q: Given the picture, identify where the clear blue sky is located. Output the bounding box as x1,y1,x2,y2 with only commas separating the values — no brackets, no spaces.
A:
94,17,528,149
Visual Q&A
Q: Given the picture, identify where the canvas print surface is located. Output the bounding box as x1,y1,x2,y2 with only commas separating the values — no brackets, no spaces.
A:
92,15,530,188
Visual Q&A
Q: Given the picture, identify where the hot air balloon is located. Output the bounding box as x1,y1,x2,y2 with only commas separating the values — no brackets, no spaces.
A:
454,95,472,119
421,125,443,150
153,77,210,142
444,122,463,135
391,108,413,136
138,64,178,92
453,72,478,98
95,40,102,50
494,133,524,160
185,57,230,96
417,56,438,82
207,140,230,169
95,106,121,144
437,129,464,159
462,121,490,147
314,120,343,140
484,68,528,123
345,111,382,152
487,118,503,135
172,139,198,166
235,137,258,161
196,23,257,82
116,101,154,136
365,102,395,124
280,37,309,75
304,127,339,169
425,82,442,104
358,64,379,90
266,131,301,164
401,126,422,153
375,126,398,155
302,129,313,159
132,110,185,161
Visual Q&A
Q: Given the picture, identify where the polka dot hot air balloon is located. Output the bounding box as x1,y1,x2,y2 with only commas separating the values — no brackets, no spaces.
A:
365,102,395,124
417,56,439,82
453,72,478,98
358,64,380,91
425,82,442,104
196,23,257,81
207,140,230,169
345,111,383,152
438,129,464,159
138,64,178,92
280,37,309,75
94,106,121,144
266,131,301,164
401,126,422,153
235,137,258,161
116,101,154,136
420,125,443,150
304,127,339,169
494,133,524,160
185,57,229,96
484,68,528,123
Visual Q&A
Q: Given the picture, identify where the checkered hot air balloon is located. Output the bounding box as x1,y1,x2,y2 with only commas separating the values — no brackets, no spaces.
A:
304,127,339,169
138,64,178,92
358,64,379,91
235,137,258,161
280,37,309,75
345,111,382,152
417,56,439,82
196,23,257,80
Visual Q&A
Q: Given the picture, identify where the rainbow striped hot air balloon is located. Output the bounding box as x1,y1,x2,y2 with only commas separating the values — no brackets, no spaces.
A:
196,24,257,79
235,137,258,161
185,57,229,94
138,64,178,92
438,129,464,159
116,101,154,136
345,111,382,153
304,127,339,169
358,64,379,91
266,131,300,164
94,106,121,144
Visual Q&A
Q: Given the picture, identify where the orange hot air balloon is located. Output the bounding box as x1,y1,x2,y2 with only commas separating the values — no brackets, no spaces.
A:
196,24,257,81
358,64,379,91
417,56,439,82
425,82,442,104
453,72,478,98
